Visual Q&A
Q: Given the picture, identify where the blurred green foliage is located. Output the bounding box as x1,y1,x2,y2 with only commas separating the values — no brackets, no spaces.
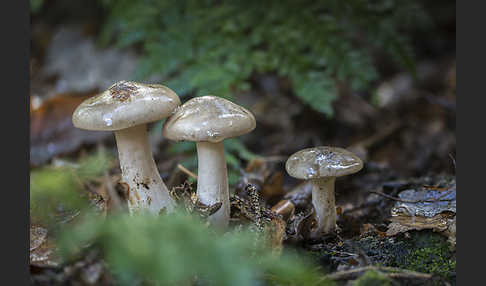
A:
30,0,44,14
30,149,114,226
405,234,456,278
59,211,335,285
100,0,430,116
352,270,391,286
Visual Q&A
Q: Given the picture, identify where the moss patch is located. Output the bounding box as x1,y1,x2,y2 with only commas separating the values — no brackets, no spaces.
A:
340,231,455,284
404,233,456,279
352,270,392,286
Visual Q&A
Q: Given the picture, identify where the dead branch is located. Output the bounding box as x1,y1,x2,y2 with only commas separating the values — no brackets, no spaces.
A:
104,172,122,210
368,190,454,203
326,265,433,280
177,164,198,179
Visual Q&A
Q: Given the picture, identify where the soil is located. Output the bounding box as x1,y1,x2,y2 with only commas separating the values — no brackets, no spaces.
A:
30,1,456,285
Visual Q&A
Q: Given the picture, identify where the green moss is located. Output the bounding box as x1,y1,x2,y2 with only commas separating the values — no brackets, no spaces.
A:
353,231,455,283
378,231,456,281
356,235,410,267
30,149,114,226
352,270,391,286
405,242,455,278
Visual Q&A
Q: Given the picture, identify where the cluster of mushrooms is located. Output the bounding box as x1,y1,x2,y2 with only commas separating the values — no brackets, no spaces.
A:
72,81,363,236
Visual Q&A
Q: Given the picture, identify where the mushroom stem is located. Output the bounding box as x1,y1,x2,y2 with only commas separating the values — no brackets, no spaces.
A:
196,141,230,228
115,125,175,215
311,177,337,236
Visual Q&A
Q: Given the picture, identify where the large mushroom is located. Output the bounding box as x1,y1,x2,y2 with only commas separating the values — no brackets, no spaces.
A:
285,146,363,237
163,96,256,228
72,81,180,215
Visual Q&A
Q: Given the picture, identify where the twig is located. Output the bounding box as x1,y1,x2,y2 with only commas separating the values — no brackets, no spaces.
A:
342,201,379,214
326,266,433,280
369,190,454,203
349,121,402,150
104,172,122,211
177,164,198,179
423,92,456,112
260,155,288,163
387,272,434,279
449,153,456,172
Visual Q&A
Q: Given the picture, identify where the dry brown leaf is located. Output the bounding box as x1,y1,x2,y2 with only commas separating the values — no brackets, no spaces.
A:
283,180,313,210
336,206,343,215
30,92,111,166
264,217,286,254
262,172,284,200
386,212,455,237
30,225,61,267
360,223,376,236
30,225,48,251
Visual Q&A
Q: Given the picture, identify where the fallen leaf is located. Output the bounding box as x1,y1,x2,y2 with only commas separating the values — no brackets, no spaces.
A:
386,179,456,248
286,209,315,242
336,206,343,215
30,225,48,251
390,183,456,218
386,212,455,236
283,180,313,210
30,93,111,166
30,225,61,267
43,26,138,94
443,216,456,250
359,223,376,236
422,185,449,191
264,217,287,254
262,172,284,200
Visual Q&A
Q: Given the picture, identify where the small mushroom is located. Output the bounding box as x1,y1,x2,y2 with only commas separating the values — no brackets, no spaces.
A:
163,96,256,228
72,81,180,215
285,146,363,237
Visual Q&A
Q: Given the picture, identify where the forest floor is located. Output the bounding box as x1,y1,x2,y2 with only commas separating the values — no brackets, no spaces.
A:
30,4,456,286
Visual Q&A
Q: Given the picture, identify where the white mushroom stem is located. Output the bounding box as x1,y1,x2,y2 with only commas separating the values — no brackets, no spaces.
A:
115,125,175,215
196,141,230,228
310,177,337,236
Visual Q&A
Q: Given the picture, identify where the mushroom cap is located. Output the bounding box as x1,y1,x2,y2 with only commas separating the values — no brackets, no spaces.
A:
72,81,180,131
162,95,256,143
286,146,363,180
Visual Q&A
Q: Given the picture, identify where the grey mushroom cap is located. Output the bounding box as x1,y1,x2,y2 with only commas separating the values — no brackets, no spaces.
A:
72,81,180,131
286,146,363,180
162,95,256,143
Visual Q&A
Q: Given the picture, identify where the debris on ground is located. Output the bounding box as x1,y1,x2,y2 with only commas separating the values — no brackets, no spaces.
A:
386,179,456,249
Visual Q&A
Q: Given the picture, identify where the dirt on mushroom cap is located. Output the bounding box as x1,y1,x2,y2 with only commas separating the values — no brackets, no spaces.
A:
72,81,181,131
286,146,363,179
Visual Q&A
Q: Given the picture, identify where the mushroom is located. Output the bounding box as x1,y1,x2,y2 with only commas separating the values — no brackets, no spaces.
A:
163,96,256,228
72,81,180,215
285,146,363,237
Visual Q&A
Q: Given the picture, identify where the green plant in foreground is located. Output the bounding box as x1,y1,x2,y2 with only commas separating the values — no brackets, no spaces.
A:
30,149,114,226
352,270,392,286
100,0,430,116
59,211,335,286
